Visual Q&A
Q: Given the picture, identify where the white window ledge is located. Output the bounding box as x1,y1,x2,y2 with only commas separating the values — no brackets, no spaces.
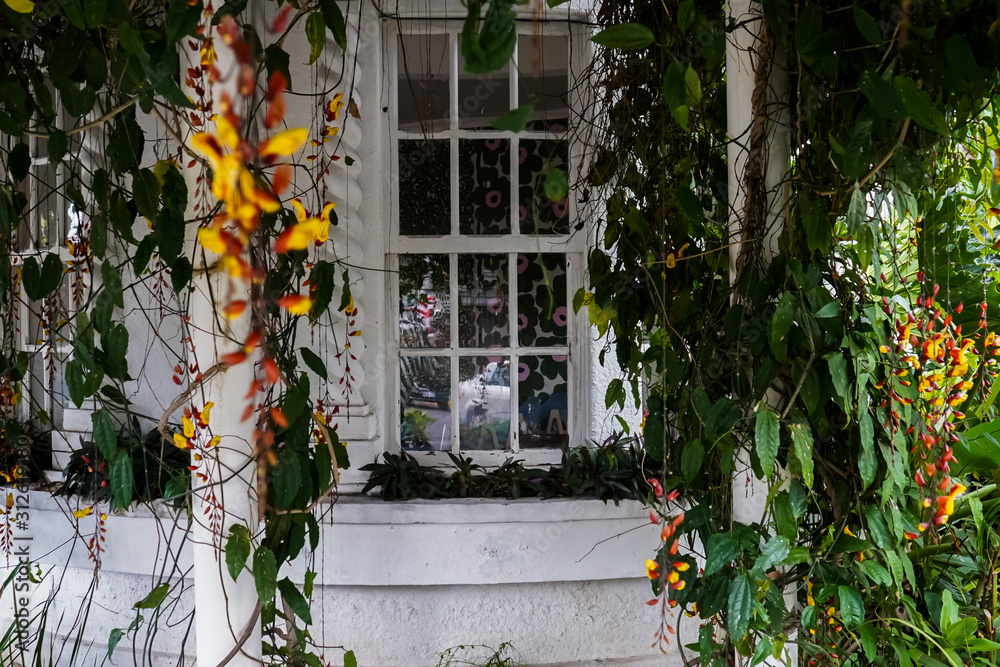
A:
21,491,658,587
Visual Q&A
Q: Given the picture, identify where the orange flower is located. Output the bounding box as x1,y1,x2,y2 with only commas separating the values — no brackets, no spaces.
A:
277,294,314,315
645,559,659,579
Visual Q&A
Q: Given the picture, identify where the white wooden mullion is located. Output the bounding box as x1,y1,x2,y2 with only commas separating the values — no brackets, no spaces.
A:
449,32,459,239
508,251,519,452
388,252,403,453
384,235,575,255
509,39,519,240
449,252,459,453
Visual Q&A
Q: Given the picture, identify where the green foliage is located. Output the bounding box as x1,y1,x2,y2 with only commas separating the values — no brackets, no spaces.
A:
360,439,659,503
582,0,1000,662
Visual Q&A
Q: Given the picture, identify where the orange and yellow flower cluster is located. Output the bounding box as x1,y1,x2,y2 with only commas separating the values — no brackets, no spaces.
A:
878,276,999,534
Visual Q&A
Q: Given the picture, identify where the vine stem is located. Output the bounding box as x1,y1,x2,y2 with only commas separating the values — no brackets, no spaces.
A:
21,96,139,139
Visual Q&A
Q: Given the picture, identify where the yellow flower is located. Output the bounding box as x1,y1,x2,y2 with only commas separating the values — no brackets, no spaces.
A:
645,559,659,579
201,402,213,426
173,434,191,450
259,128,309,159
73,507,93,519
4,0,35,12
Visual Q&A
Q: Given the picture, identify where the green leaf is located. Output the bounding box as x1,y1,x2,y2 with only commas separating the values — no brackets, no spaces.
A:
65,360,85,408
773,492,797,538
91,213,108,259
132,168,161,221
859,560,892,587
544,168,568,202
683,64,702,104
225,525,252,582
344,651,357,667
306,12,326,65
338,269,353,311
107,628,123,660
277,578,313,624
164,473,187,502
9,143,29,181
845,184,866,234
704,533,739,577
47,130,68,165
22,254,64,301
788,415,814,488
491,103,534,132
303,570,317,598
92,409,117,461
838,586,864,627
133,235,155,275
859,623,877,660
752,535,790,575
727,575,755,641
171,257,193,293
101,260,124,308
824,351,850,413
769,291,796,362
858,404,876,490
252,546,278,603
852,2,882,44
754,409,779,479
662,60,690,130
300,348,328,380
893,76,948,135
273,449,302,509
319,0,347,50
680,439,704,484
134,583,169,609
591,23,654,50
111,449,134,511
264,44,292,90
308,260,336,321
939,589,959,631
59,0,87,30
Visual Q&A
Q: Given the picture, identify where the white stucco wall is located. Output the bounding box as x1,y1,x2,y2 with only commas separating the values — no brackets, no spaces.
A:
1,492,679,667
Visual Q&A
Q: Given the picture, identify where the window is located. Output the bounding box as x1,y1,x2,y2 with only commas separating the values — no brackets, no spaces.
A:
6,115,84,436
389,24,587,459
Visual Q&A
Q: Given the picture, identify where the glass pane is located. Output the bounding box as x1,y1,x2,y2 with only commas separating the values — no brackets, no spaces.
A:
399,254,450,348
399,139,451,236
519,139,569,235
400,356,451,452
517,253,567,346
457,57,509,130
398,34,450,133
458,254,509,348
517,355,568,449
518,35,569,131
35,161,61,249
459,356,510,450
459,138,510,235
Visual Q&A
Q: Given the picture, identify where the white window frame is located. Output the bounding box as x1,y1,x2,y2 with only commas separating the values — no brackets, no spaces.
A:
7,111,83,431
386,19,592,466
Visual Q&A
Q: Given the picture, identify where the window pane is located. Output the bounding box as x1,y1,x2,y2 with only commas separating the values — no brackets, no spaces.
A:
518,35,569,131
459,356,510,450
517,253,567,346
457,57,509,130
399,139,451,236
399,254,450,348
398,34,450,133
517,355,568,449
519,139,569,235
458,254,509,348
400,356,451,452
459,138,511,235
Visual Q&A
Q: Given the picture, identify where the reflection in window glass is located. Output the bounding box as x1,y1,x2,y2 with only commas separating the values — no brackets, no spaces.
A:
458,254,508,348
399,254,450,348
399,139,451,236
400,356,451,451
398,34,450,133
518,355,568,449
459,139,511,235
459,356,510,450
517,253,567,346
457,58,510,130
519,139,568,235
518,35,569,132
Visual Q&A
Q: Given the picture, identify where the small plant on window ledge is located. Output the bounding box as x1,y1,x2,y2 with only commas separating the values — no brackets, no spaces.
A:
401,408,438,451
56,417,189,510
361,438,657,503
435,642,518,667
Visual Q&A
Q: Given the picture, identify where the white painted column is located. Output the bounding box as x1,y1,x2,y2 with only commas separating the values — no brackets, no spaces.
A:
177,16,261,667
726,3,795,665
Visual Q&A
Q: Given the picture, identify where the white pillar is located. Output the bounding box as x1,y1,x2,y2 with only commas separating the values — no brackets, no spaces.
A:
726,3,795,665
178,16,261,667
